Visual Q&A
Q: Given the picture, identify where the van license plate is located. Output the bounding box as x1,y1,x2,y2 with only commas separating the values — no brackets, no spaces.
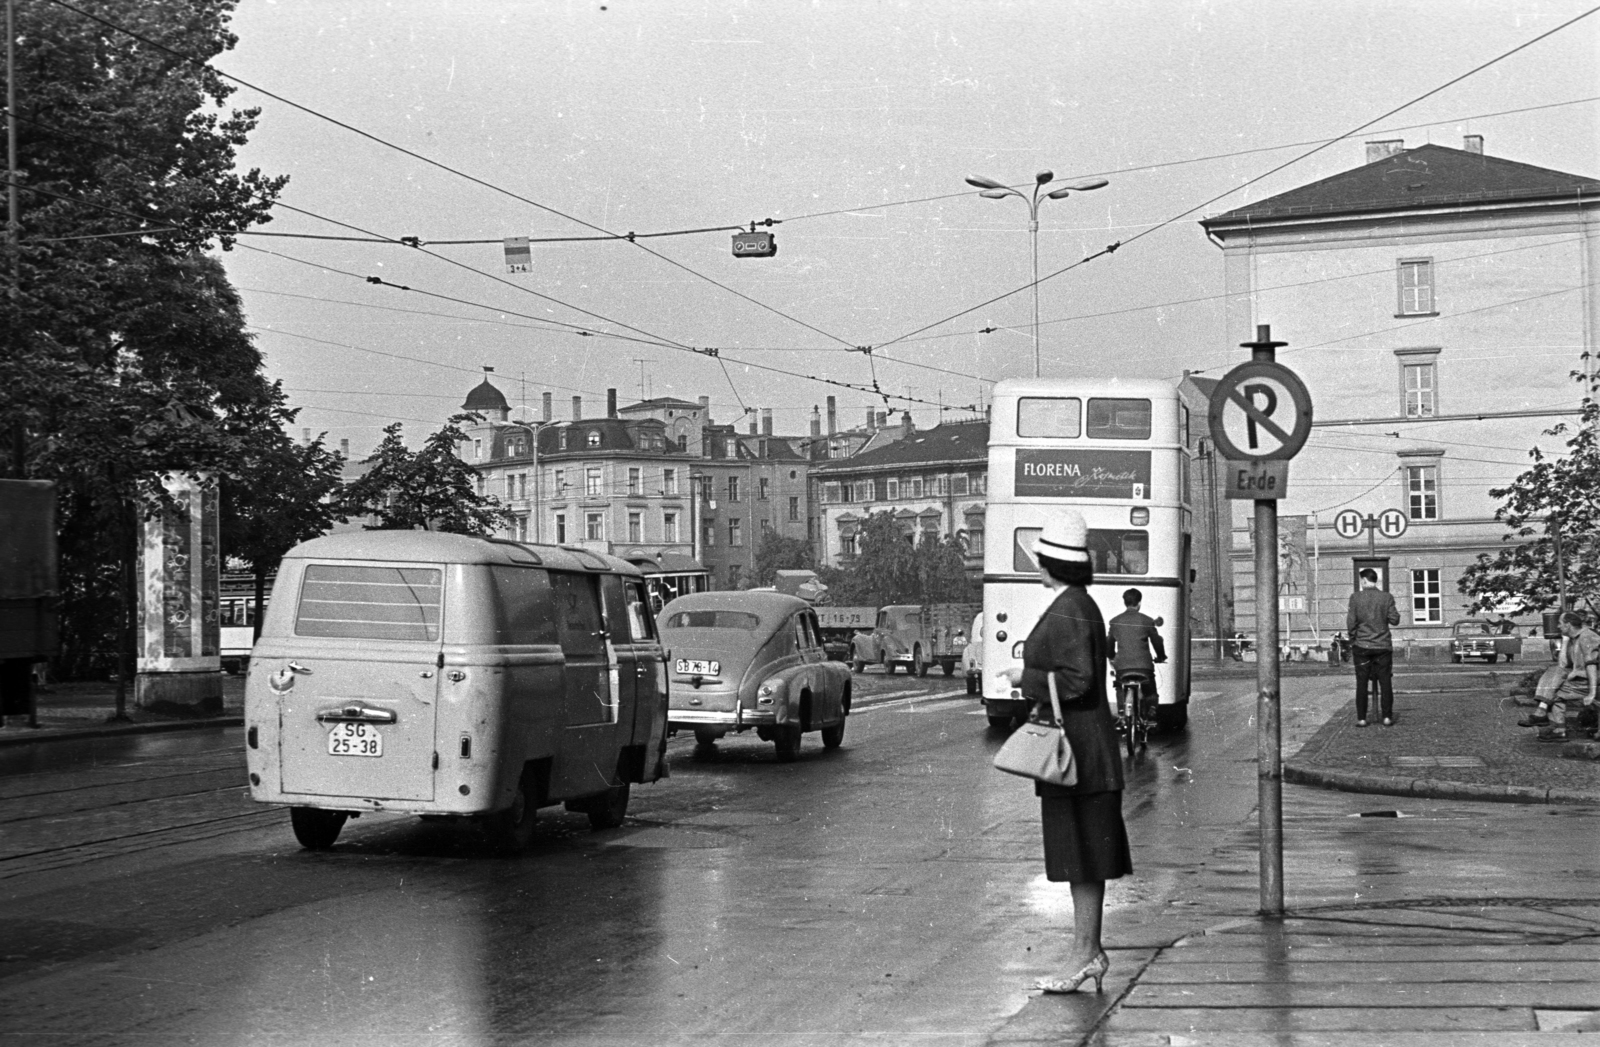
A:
328,722,383,757
676,658,719,675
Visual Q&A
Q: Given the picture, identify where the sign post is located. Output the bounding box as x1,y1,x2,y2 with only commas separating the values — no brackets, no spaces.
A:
1208,324,1311,918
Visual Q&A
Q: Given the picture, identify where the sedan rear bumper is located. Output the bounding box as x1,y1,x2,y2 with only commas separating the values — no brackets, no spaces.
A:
668,707,779,728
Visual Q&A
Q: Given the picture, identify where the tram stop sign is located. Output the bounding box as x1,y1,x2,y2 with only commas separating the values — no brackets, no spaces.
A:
1207,359,1313,500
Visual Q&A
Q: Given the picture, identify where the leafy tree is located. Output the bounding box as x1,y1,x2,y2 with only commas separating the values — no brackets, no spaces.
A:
4,2,288,684
338,415,513,535
1459,368,1600,618
816,511,978,606
751,532,816,588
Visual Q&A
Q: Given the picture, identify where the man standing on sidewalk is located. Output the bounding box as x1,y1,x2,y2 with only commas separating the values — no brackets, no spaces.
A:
1347,568,1400,727
1519,610,1598,742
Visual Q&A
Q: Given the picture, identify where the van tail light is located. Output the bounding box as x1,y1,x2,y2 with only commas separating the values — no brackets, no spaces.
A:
247,726,258,749
459,735,472,759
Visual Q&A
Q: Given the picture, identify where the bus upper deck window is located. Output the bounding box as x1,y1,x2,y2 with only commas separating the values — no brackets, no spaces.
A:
1087,398,1152,440
1017,397,1081,438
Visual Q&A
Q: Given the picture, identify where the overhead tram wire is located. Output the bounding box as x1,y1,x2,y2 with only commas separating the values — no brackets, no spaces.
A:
870,5,1600,352
41,0,869,360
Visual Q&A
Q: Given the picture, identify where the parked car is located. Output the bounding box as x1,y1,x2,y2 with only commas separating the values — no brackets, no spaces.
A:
660,591,852,762
1450,619,1520,664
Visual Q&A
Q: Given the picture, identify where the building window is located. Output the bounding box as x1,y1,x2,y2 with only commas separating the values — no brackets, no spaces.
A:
586,512,604,541
911,478,923,498
951,474,969,496
586,468,602,497
1411,569,1442,624
1405,463,1439,520
703,520,716,547
972,474,987,496
518,473,528,499
966,523,985,557
886,478,900,500
473,439,482,460
505,475,515,499
553,468,565,494
728,518,743,546
760,518,772,534
628,467,641,494
628,512,642,542
558,429,568,451
555,513,567,543
1403,361,1436,417
853,480,874,503
1398,259,1434,315
476,474,486,495
586,430,601,448
788,496,800,521
841,532,858,557
823,482,841,505
758,477,770,500
516,515,528,541
727,477,741,502
663,512,679,543
727,564,742,589
663,468,678,495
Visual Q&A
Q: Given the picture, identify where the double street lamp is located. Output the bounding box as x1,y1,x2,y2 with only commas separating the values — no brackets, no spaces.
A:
965,170,1108,378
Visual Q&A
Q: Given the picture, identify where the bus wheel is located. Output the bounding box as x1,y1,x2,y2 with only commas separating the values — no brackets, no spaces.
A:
587,784,630,830
1155,704,1189,733
289,807,347,850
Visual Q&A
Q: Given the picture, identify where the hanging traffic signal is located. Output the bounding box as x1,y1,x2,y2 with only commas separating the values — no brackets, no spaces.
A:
731,230,777,258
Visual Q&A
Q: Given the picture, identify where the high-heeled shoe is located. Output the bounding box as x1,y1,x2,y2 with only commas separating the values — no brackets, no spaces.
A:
1035,950,1109,994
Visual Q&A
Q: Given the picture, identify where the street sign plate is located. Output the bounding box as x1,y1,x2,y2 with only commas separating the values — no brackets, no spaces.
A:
1377,508,1409,539
1207,360,1313,462
504,237,531,273
1333,509,1363,540
1223,459,1288,500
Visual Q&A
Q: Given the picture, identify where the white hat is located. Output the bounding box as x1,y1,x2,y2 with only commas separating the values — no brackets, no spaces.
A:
1031,509,1090,563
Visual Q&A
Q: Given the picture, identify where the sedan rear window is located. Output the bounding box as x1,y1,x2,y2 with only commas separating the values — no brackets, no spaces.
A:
295,564,442,641
663,610,761,631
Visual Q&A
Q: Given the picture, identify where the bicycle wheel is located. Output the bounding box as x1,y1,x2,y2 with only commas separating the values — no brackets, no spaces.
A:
1122,683,1140,762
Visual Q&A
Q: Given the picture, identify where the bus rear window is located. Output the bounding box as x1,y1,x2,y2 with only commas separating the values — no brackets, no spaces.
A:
1012,528,1149,575
295,564,442,641
1018,397,1081,438
1087,398,1151,440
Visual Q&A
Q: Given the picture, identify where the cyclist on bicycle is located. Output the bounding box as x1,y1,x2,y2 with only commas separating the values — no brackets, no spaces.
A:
1107,588,1167,721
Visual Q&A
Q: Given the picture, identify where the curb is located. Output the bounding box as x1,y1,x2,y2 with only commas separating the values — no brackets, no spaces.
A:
0,716,244,748
1283,760,1600,806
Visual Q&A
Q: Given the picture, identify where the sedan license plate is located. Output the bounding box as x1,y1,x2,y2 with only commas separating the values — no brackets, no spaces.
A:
328,722,383,757
676,658,720,676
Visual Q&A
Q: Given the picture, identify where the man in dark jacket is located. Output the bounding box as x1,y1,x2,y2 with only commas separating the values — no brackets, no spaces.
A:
1107,588,1166,720
1347,568,1401,726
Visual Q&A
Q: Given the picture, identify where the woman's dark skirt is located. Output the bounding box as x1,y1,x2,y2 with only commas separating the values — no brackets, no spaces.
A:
1039,790,1132,883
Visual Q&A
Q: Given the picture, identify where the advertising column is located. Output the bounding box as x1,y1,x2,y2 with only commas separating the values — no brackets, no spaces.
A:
135,473,222,714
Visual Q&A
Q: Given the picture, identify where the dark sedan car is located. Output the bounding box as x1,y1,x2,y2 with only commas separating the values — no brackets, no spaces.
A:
659,591,852,761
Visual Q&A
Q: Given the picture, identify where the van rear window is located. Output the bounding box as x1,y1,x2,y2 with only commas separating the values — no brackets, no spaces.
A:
295,565,442,641
663,610,761,631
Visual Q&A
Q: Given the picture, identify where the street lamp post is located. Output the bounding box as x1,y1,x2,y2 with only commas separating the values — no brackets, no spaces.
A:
965,170,1108,378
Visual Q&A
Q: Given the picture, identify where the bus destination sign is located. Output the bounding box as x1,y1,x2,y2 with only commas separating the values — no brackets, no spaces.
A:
1015,449,1151,500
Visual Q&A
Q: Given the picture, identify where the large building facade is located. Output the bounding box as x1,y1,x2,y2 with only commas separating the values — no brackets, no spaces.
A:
1201,137,1600,647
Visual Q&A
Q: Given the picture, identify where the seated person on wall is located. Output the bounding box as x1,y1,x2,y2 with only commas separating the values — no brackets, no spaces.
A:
1521,610,1600,741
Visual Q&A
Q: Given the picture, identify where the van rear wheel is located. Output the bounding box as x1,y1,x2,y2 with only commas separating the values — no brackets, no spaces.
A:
289,807,348,850
485,781,538,855
587,784,630,830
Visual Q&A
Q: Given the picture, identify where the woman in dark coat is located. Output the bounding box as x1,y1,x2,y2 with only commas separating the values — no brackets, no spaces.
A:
1003,510,1132,994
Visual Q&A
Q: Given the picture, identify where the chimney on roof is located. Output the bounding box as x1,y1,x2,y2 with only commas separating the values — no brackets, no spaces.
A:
762,408,773,436
810,405,821,438
541,392,552,422
698,395,710,419
571,396,582,421
1463,134,1484,155
301,427,310,445
607,388,617,418
876,410,888,429
1365,139,1404,164
901,411,914,435
826,396,837,435
866,407,877,431
339,438,349,458
748,415,758,435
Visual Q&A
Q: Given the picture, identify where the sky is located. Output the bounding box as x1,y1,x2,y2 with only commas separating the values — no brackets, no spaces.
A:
215,0,1600,456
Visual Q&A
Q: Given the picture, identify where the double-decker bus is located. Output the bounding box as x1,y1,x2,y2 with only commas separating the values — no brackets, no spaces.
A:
980,378,1192,732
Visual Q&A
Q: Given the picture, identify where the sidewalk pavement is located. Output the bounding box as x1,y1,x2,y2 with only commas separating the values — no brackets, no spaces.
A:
0,676,244,746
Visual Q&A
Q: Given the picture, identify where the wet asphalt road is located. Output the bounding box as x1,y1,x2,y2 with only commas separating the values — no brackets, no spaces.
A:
2,669,1594,1046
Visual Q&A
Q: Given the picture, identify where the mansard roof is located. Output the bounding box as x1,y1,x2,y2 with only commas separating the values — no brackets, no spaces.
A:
812,419,989,475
